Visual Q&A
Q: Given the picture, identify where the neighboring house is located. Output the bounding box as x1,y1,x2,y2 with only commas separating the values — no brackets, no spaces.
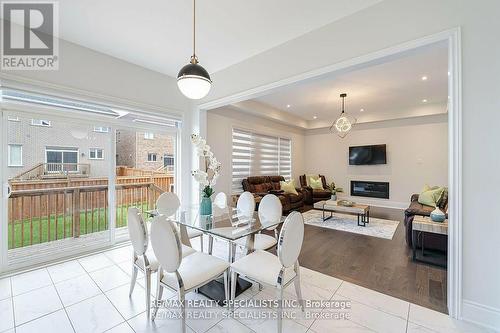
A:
7,116,110,180
115,129,175,172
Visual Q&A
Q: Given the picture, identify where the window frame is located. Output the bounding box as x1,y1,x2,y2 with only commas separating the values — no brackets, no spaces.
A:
8,144,23,167
147,152,158,162
231,127,293,194
144,132,154,140
89,148,104,160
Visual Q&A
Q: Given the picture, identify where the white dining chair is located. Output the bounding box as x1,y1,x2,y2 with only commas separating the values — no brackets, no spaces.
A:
156,192,205,252
230,211,305,333
235,194,281,252
209,192,230,255
150,215,230,332
127,207,196,318
236,191,255,217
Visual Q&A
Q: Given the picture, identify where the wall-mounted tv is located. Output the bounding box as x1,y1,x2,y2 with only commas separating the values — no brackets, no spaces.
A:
349,144,387,165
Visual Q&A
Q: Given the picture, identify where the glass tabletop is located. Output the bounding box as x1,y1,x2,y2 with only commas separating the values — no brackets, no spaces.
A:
146,206,283,241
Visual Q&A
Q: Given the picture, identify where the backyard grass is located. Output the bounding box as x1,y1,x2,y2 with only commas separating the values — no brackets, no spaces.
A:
8,202,149,249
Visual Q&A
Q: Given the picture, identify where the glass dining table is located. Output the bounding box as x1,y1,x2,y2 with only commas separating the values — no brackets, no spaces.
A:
145,205,284,302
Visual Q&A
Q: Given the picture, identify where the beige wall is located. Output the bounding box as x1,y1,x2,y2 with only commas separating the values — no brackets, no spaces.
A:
305,114,448,208
206,108,305,196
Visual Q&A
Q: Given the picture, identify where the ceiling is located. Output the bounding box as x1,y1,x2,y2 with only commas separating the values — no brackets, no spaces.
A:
37,0,382,77
253,41,449,125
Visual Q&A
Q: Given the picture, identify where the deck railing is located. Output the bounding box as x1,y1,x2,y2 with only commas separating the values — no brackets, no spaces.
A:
13,163,91,180
7,176,171,249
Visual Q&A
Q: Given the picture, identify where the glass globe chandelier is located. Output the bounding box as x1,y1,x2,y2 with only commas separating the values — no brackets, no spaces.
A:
177,0,212,100
330,93,356,138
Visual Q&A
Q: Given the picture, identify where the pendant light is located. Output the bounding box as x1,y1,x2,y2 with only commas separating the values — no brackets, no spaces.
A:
330,93,356,138
177,0,212,100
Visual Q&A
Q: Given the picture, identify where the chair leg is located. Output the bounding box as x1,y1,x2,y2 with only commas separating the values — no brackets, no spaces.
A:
145,269,151,319
223,270,229,308
200,234,204,253
152,271,164,321
294,261,304,311
277,286,284,333
208,235,214,255
230,242,237,262
129,264,138,297
230,270,237,311
179,288,186,333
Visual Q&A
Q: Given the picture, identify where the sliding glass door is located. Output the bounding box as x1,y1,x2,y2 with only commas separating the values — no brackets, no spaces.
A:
1,110,113,269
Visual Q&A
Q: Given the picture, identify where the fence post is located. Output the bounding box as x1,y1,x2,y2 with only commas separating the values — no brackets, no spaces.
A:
73,188,80,238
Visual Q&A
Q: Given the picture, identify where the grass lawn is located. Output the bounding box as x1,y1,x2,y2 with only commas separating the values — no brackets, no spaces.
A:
8,202,149,249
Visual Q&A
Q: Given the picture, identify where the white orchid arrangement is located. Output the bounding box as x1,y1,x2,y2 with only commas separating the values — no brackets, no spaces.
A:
191,134,222,198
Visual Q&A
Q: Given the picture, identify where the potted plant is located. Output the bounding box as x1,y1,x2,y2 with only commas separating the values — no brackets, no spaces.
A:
328,181,343,201
191,134,221,215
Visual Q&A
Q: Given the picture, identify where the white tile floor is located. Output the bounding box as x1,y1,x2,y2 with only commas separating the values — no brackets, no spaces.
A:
0,240,494,333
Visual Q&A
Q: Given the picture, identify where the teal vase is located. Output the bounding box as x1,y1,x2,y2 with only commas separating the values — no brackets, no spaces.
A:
200,196,212,216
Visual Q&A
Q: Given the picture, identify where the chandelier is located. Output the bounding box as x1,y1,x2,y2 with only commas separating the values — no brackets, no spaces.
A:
330,93,356,138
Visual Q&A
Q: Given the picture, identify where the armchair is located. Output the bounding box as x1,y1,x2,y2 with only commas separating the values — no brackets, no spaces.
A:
299,174,332,204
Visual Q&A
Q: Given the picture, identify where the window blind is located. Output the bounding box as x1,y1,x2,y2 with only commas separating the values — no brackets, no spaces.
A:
232,128,292,193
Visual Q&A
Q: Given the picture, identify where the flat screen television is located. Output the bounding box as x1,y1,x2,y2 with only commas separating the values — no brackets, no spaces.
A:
349,144,387,165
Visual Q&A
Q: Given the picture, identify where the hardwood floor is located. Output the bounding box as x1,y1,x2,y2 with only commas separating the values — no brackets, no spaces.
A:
297,205,448,313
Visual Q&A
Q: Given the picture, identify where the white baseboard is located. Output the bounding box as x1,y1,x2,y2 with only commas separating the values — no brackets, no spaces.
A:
462,300,500,332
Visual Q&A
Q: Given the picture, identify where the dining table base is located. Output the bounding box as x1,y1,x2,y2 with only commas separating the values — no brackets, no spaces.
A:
199,276,252,306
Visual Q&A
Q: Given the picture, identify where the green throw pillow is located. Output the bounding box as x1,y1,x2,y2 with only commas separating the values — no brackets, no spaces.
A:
280,180,298,195
418,185,444,207
305,174,319,186
309,177,323,190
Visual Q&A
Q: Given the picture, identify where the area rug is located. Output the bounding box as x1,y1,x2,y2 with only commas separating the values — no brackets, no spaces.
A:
302,209,400,240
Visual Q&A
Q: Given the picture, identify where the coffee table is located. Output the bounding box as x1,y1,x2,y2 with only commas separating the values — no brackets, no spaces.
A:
314,200,370,227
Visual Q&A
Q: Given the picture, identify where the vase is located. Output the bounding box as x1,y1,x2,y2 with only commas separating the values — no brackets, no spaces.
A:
430,206,446,222
331,194,337,201
200,196,212,216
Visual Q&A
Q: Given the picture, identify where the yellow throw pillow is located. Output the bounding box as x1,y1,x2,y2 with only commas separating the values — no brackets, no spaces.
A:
418,185,444,207
309,177,323,190
280,180,298,195
305,174,319,186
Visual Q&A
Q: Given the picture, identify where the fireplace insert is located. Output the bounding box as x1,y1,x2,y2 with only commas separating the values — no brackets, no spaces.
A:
351,181,389,199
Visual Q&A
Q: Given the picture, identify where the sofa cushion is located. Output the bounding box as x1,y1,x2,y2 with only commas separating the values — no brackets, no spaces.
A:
405,200,434,216
309,177,323,190
312,189,331,198
284,192,304,203
254,183,272,193
418,185,445,207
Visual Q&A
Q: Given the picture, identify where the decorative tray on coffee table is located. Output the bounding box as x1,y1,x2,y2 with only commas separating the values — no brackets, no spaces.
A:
337,200,355,207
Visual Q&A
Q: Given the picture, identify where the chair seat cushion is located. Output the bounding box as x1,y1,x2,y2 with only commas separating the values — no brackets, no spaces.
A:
139,244,195,271
230,250,296,287
161,252,230,291
312,189,331,198
235,234,277,250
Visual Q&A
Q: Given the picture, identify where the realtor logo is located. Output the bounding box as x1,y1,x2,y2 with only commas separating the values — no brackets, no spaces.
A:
1,1,59,70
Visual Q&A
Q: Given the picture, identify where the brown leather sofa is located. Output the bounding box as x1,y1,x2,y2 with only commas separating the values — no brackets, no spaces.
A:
299,174,332,204
404,194,448,252
241,176,304,213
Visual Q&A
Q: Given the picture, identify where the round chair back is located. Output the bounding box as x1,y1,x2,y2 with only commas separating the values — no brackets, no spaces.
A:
258,194,282,227
156,192,180,217
236,191,255,216
127,207,148,256
213,192,227,208
150,215,182,273
278,211,304,268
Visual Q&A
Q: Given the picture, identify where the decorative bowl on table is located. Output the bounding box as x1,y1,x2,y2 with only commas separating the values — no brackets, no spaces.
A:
337,200,355,207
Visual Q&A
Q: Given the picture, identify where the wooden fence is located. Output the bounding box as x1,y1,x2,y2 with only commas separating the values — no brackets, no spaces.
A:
7,175,172,249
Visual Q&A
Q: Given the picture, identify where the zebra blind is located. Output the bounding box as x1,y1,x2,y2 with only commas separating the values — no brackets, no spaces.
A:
232,128,292,193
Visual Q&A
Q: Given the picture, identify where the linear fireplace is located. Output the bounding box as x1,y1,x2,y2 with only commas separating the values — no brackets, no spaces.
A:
351,181,389,199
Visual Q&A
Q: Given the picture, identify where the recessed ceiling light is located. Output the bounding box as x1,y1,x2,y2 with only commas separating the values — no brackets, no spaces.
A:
286,104,291,108
421,76,428,81
360,108,364,112
422,99,428,103
313,116,318,119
